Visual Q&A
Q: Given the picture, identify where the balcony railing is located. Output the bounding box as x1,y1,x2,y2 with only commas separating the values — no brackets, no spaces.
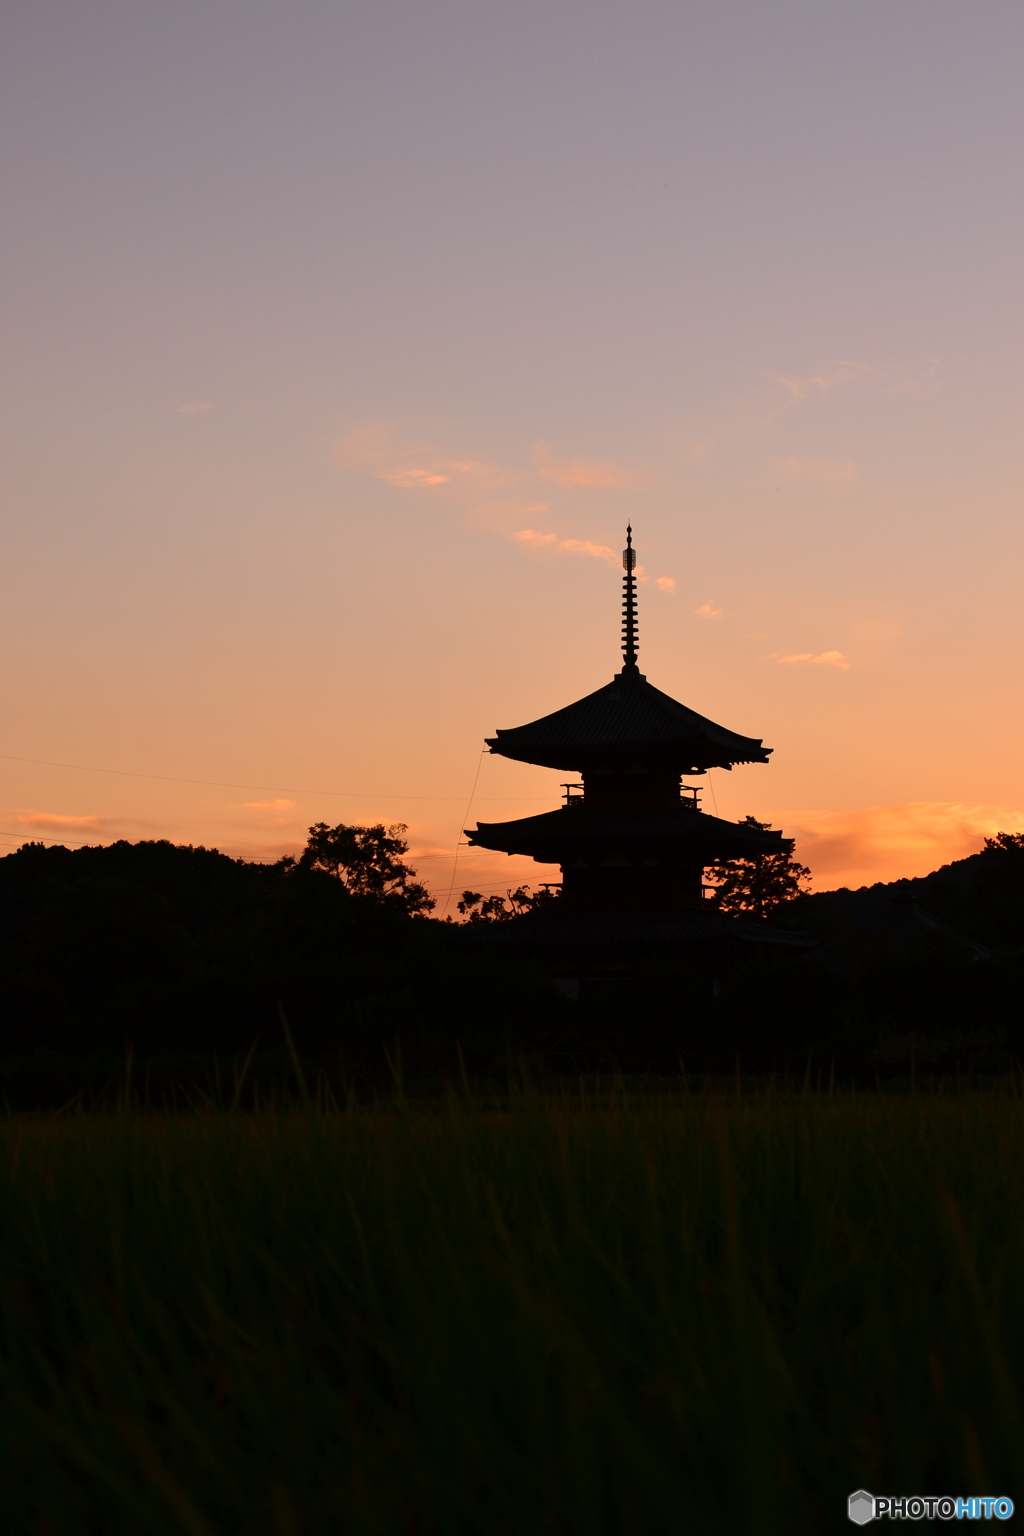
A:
560,783,703,810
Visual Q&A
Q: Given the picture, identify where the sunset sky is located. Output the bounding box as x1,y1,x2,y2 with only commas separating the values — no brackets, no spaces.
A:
3,0,1023,904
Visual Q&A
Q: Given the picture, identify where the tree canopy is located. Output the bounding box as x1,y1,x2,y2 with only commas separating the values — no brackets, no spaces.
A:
706,816,811,919
455,885,558,923
295,822,435,916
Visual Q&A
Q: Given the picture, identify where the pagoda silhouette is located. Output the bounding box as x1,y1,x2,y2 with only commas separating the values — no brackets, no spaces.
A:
465,528,808,996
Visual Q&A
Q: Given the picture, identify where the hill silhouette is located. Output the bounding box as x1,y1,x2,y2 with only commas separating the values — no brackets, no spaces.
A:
776,834,1024,948
715,834,1024,1078
0,837,561,1083
1,831,1022,1098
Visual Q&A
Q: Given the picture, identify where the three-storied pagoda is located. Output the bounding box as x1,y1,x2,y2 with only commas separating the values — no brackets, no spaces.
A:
465,529,807,989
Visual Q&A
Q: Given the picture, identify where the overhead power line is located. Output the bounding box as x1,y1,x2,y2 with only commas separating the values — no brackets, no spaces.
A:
0,831,553,896
0,830,101,848
0,752,541,803
440,752,486,917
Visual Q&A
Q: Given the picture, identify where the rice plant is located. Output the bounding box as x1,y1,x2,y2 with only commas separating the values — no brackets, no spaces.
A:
1,1085,1021,1532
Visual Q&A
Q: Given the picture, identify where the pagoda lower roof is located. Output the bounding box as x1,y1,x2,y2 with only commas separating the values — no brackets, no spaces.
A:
468,805,791,860
486,664,770,772
458,906,813,950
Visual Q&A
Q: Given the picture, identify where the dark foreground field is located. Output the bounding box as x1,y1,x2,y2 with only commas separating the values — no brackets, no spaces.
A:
2,1089,1022,1534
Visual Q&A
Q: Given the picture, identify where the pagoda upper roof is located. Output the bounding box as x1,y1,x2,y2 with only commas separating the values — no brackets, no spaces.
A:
486,664,771,772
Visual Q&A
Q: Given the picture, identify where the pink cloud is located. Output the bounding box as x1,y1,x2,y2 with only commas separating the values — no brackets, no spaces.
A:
555,537,621,568
334,425,676,587
695,599,721,618
513,529,619,568
382,460,480,489
770,361,869,402
15,812,107,830
513,528,677,588
533,442,629,489
384,467,453,488
236,798,300,829
772,650,850,669
770,358,941,403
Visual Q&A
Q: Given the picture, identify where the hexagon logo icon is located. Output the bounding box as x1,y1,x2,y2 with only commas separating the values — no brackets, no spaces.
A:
848,1490,875,1524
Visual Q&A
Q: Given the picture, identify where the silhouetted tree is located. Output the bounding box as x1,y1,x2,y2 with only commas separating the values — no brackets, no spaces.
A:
965,832,1024,946
706,816,811,919
295,822,435,916
985,832,1024,852
456,885,560,922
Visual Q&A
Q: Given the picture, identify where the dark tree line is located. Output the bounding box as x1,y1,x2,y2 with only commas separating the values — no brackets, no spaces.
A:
290,821,435,915
2,820,1024,1097
0,823,562,1079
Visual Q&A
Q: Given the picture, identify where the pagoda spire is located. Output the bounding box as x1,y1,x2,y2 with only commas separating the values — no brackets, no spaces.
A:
621,525,639,670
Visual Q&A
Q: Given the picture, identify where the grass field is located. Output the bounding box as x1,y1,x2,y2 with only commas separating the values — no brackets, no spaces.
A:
2,1084,1022,1533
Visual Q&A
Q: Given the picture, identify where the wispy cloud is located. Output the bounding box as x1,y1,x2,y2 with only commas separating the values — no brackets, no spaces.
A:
770,361,869,402
513,530,619,570
556,537,622,566
771,456,856,487
237,798,299,828
513,528,675,589
769,357,942,406
695,599,722,618
335,424,676,591
383,467,454,488
15,812,108,830
178,401,214,415
772,650,850,669
381,460,480,489
785,801,1024,891
533,442,630,489
335,426,519,516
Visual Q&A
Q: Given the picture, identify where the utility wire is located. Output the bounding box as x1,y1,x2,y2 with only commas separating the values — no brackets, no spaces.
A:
0,748,551,897
0,752,537,803
440,751,486,918
0,828,548,894
0,830,101,848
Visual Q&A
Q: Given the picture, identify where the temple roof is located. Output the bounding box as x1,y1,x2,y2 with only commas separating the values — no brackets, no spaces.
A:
468,804,790,859
459,905,813,950
486,664,771,773
814,893,992,979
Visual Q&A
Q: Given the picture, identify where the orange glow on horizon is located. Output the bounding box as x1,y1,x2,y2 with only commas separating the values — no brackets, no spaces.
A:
4,5,1024,904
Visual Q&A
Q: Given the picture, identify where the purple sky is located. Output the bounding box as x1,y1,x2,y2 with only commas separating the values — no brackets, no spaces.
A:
3,0,1023,895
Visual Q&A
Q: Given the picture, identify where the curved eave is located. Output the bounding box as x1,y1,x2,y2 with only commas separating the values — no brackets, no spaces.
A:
467,807,792,859
485,669,770,772
485,738,769,772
